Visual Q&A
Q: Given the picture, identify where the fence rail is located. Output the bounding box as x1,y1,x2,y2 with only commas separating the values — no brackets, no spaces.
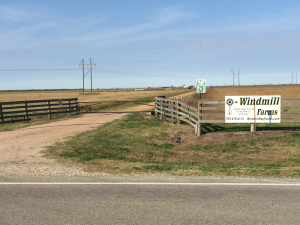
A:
0,98,78,124
155,97,300,136
155,97,201,136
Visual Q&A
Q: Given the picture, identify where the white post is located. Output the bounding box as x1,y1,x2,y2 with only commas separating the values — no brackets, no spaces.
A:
250,123,255,132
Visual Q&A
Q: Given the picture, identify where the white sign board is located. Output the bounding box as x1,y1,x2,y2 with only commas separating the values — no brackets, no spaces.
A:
196,79,206,93
225,96,281,123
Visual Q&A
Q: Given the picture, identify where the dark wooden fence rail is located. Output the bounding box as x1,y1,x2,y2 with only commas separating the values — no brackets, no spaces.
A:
155,97,300,136
0,98,78,124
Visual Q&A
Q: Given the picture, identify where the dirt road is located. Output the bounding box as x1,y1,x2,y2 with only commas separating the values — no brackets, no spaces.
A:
0,92,193,176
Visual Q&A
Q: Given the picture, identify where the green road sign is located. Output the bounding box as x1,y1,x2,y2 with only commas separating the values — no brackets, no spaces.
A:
196,79,206,93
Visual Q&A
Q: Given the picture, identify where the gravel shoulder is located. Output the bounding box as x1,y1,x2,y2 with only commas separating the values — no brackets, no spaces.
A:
0,93,191,177
0,113,126,176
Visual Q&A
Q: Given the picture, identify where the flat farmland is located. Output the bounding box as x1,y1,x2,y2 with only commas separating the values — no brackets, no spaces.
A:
0,88,191,103
204,84,300,100
0,88,193,118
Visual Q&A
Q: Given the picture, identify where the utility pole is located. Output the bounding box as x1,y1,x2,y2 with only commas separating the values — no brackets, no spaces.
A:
232,68,235,86
90,58,93,94
238,68,240,86
79,58,96,94
231,68,240,86
291,72,297,84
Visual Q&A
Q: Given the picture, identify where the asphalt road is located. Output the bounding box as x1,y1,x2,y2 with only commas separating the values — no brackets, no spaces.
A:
1,176,300,225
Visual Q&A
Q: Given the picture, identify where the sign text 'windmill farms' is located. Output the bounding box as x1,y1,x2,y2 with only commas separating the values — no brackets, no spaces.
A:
225,96,281,123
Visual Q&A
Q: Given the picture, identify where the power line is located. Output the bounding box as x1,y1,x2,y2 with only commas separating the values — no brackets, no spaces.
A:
79,58,96,94
0,69,78,71
291,72,297,84
0,67,228,79
231,68,240,86
98,69,230,79
1,67,296,84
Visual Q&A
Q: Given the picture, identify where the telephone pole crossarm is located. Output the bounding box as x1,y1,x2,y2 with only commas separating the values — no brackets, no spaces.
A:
231,68,241,86
291,72,298,84
79,58,96,94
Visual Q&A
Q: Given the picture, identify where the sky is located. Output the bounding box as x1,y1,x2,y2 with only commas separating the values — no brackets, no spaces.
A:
0,0,300,90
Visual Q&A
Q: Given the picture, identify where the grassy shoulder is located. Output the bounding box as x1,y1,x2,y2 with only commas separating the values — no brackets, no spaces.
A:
44,113,300,177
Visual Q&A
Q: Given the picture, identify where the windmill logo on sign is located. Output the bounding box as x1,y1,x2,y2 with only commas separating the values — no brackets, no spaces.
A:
226,98,234,115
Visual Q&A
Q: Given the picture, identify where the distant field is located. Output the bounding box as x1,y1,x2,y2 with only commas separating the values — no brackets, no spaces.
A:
0,88,191,103
204,84,300,99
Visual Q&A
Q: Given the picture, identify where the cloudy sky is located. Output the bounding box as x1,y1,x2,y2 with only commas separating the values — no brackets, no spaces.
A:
0,0,300,90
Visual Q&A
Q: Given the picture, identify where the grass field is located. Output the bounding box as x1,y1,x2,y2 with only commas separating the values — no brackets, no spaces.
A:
45,112,300,176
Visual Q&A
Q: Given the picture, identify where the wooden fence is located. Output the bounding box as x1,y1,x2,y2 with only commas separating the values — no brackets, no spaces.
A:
155,97,202,136
155,97,300,136
0,98,78,124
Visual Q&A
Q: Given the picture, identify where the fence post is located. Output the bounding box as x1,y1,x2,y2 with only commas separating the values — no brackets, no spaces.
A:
75,99,79,115
172,101,175,123
159,99,163,120
0,104,3,124
155,98,158,117
250,123,255,132
177,100,180,124
68,100,71,114
164,99,168,122
77,100,80,114
48,101,52,120
24,103,29,121
197,100,202,136
162,99,165,121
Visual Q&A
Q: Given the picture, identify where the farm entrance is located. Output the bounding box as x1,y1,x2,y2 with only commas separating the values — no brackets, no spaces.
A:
78,100,155,114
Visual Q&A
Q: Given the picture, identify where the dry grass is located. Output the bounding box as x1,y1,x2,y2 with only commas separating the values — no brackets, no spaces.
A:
0,88,191,103
205,84,300,99
45,112,300,177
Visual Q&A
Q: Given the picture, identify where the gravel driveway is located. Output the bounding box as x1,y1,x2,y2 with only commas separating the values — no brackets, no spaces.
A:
0,93,192,177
